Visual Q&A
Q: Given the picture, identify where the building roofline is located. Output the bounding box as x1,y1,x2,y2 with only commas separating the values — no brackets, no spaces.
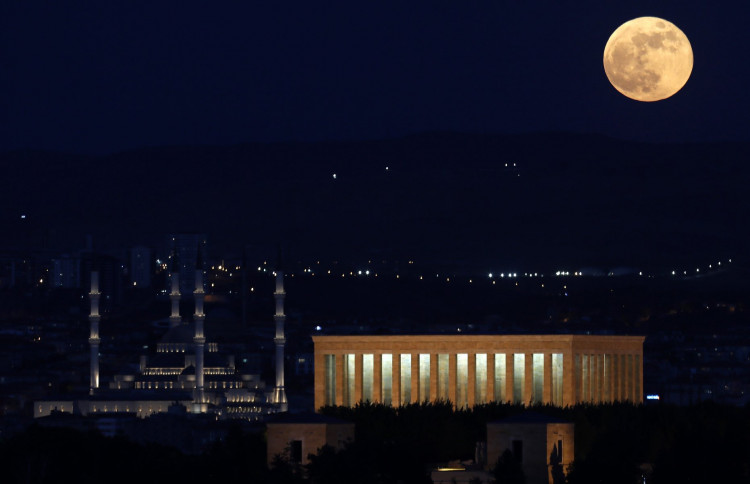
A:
312,334,646,344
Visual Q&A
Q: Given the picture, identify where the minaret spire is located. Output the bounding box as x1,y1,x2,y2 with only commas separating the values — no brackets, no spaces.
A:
88,270,101,395
169,249,181,328
193,251,206,412
271,247,288,411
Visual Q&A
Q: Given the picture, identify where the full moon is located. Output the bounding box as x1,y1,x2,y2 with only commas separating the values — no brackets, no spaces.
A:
603,17,693,102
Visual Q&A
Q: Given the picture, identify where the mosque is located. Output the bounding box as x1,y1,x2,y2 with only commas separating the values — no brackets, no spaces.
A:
35,256,289,420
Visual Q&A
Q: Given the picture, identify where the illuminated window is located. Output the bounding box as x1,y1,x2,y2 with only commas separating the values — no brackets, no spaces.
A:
513,354,525,404
381,354,392,406
437,354,449,401
362,354,374,402
551,353,563,406
532,353,544,404
494,354,506,402
475,354,487,404
456,354,468,408
418,354,430,402
343,354,355,407
400,354,411,405
324,354,336,406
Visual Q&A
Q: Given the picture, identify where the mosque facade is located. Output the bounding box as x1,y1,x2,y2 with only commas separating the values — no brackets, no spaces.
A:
35,255,289,420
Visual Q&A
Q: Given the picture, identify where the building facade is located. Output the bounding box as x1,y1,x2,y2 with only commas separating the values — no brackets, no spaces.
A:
167,233,207,295
486,413,574,484
313,334,644,410
266,413,355,467
130,245,152,288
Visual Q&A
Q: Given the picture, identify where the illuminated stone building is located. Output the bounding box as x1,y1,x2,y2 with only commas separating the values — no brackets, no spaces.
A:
486,413,574,484
313,334,644,410
266,413,355,467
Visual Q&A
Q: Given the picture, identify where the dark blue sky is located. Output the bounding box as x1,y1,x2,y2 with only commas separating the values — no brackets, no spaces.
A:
1,1,748,154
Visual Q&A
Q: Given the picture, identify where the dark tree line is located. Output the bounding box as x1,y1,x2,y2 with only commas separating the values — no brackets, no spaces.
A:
1,401,748,483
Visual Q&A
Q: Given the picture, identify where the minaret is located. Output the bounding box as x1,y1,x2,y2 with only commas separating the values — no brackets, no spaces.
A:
169,251,181,328
271,251,288,411
193,253,206,413
88,271,101,395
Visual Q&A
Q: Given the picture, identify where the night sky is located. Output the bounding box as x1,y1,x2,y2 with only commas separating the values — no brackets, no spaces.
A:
2,1,749,154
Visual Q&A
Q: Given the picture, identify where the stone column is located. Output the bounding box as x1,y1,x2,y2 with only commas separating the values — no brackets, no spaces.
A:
563,351,575,407
430,353,438,402
487,353,496,403
637,353,643,403
314,350,325,411
335,353,344,406
605,354,613,402
594,354,602,403
392,353,401,406
543,353,552,404
373,353,382,403
612,354,622,402
506,354,515,403
624,353,630,402
449,353,457,407
524,353,533,405
411,353,419,403
468,352,476,407
355,353,363,404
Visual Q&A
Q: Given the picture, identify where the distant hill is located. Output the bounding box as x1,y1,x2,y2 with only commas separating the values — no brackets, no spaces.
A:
1,132,747,269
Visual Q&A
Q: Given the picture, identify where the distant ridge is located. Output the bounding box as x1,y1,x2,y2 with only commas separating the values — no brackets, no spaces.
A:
1,132,747,268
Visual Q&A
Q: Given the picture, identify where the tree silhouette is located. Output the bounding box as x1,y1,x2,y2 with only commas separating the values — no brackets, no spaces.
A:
549,442,566,484
494,449,525,484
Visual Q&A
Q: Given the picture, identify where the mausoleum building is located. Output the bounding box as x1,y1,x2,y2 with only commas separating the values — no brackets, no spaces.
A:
313,334,644,409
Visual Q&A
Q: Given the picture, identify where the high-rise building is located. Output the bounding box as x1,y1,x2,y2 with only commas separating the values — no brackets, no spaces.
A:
130,245,152,288
167,234,207,295
51,254,80,288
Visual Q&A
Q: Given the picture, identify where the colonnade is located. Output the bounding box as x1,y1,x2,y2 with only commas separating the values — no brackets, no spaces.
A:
313,335,644,410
